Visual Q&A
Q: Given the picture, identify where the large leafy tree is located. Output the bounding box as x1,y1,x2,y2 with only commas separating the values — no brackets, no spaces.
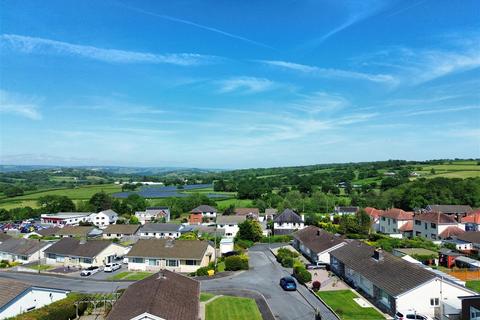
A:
37,195,75,213
89,191,113,212
237,219,263,242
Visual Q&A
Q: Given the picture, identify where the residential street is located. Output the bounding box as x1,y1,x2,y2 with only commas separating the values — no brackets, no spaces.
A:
201,244,338,320
0,271,132,293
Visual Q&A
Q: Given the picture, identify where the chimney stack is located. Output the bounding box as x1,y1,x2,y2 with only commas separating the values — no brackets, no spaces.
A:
372,248,383,261
317,229,321,236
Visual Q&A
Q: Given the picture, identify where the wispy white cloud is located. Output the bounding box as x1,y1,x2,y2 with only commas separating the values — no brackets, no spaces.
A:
0,90,42,120
61,96,166,116
113,1,274,50
217,77,278,94
0,34,218,66
290,92,350,114
259,60,396,84
404,105,480,116
302,0,390,46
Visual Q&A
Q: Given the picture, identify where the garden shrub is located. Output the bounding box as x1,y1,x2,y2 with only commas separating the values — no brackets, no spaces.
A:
225,255,249,271
294,268,312,284
312,280,321,291
195,266,210,276
12,293,87,320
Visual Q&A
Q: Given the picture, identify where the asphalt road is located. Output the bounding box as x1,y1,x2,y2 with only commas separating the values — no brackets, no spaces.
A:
0,271,132,293
201,244,338,320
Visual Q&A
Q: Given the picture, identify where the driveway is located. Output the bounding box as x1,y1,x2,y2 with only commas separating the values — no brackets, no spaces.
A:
201,244,338,320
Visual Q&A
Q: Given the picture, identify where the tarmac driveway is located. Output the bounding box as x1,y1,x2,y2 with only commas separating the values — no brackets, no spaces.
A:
201,244,338,320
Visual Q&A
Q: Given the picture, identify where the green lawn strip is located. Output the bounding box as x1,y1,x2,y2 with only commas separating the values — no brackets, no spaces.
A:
123,272,153,280
206,296,262,320
200,292,216,302
317,290,385,320
467,280,480,293
27,264,53,271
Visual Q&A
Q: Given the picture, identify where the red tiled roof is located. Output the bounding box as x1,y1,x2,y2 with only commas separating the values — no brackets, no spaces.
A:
380,208,413,220
461,211,480,224
399,221,413,232
439,226,465,238
415,212,457,224
365,207,384,219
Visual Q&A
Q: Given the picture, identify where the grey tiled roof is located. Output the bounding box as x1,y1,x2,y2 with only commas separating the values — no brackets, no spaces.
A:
140,223,181,233
0,238,50,256
330,241,436,297
126,239,210,260
273,209,303,223
293,226,344,254
44,238,113,258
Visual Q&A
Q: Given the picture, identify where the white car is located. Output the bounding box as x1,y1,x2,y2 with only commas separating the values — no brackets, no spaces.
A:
80,266,101,276
395,311,434,320
104,263,121,272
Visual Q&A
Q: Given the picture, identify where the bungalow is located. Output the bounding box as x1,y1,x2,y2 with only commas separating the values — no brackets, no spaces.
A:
0,279,70,319
126,239,215,273
426,204,473,218
44,238,125,268
89,209,118,229
455,256,480,269
273,209,305,235
135,207,171,225
364,207,384,232
413,211,464,241
189,205,217,224
0,238,51,264
40,212,92,226
102,224,140,240
457,232,480,252
216,215,246,238
378,208,413,238
139,223,182,239
461,211,480,231
54,226,103,238
234,208,260,220
292,226,345,265
106,271,199,320
330,241,476,318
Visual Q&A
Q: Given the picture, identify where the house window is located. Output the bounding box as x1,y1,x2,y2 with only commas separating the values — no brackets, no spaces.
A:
431,234,437,240
148,259,158,266
82,258,93,264
424,222,428,230
471,306,480,319
415,220,421,225
107,233,111,236
167,259,178,267
185,260,197,266
430,298,439,306
381,217,385,221
431,223,436,228
131,257,144,263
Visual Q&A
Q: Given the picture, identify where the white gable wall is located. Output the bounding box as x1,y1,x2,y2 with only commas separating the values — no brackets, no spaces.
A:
0,288,68,319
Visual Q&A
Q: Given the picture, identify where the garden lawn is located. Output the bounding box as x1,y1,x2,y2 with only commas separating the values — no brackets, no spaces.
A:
108,271,152,281
466,280,480,293
200,293,216,302
317,290,385,320
27,264,53,271
206,296,262,320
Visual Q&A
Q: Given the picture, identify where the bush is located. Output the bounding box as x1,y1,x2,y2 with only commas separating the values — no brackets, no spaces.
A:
225,255,249,271
312,280,321,291
276,248,299,267
281,257,295,268
260,235,293,243
294,267,312,284
12,293,87,320
235,239,254,249
195,266,210,276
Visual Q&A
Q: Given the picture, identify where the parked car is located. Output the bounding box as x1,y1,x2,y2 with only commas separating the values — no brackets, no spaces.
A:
395,311,434,320
279,276,297,291
80,266,101,276
104,263,121,272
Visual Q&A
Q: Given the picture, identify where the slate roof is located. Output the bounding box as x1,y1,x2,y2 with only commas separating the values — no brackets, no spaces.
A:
381,208,413,220
216,215,247,225
97,209,118,219
103,224,140,235
126,239,210,260
235,208,260,216
0,279,30,309
415,212,457,224
55,226,98,237
330,241,436,297
140,223,181,233
37,227,61,237
457,232,480,244
191,205,217,213
0,233,11,242
106,271,199,320
274,209,304,223
0,238,50,256
293,226,344,254
426,205,473,215
439,226,465,238
265,208,278,216
44,238,113,258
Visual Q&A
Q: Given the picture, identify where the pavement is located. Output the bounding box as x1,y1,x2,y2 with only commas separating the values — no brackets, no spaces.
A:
201,243,339,320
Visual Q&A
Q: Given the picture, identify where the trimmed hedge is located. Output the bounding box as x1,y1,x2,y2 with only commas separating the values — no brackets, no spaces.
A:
11,293,87,320
225,255,249,271
276,248,299,267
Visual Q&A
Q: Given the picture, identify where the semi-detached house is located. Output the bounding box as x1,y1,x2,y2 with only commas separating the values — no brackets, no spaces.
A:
0,238,51,264
330,241,475,318
413,211,465,241
126,239,215,273
139,223,182,239
379,208,413,238
292,226,345,265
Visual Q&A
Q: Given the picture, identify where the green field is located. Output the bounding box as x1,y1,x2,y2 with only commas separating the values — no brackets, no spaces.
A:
215,198,254,210
466,280,480,293
415,162,480,179
317,290,385,320
206,296,262,320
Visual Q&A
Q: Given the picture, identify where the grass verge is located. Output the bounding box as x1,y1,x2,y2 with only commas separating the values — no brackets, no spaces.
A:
206,296,262,320
316,290,385,320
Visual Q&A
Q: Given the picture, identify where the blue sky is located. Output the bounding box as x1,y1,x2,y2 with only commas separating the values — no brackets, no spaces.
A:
0,0,479,169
